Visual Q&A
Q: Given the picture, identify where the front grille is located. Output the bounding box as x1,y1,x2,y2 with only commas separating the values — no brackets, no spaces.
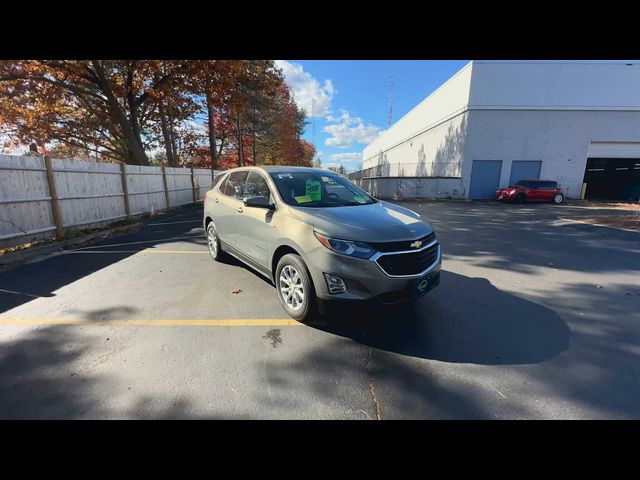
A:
375,243,439,276
369,232,435,252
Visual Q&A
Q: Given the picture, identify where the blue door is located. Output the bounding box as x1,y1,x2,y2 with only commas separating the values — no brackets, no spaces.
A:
469,160,502,199
509,161,542,187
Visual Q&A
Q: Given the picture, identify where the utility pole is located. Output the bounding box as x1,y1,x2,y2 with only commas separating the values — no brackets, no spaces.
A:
382,75,400,128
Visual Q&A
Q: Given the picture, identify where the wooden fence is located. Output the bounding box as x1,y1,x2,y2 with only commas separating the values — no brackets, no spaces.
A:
0,154,221,248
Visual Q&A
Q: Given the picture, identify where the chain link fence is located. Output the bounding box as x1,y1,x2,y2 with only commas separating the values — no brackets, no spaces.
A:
348,162,461,181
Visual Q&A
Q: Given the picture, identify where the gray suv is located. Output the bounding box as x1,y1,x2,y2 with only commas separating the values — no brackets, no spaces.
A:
203,166,441,321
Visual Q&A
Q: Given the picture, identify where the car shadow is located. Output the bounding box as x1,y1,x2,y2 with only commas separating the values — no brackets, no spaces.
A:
216,253,274,285
309,270,570,365
0,207,207,315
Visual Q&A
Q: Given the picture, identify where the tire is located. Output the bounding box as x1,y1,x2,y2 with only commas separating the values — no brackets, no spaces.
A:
206,221,224,261
552,193,564,204
275,253,317,321
515,193,527,203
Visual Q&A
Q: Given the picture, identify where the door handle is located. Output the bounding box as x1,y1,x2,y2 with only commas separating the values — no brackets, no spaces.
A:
237,206,244,213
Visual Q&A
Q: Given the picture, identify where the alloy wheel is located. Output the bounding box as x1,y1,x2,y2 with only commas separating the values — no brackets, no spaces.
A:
207,224,218,258
279,265,305,311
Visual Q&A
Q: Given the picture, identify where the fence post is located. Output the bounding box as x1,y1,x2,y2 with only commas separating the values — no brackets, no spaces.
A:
190,167,198,204
44,156,64,239
120,162,131,220
161,166,171,211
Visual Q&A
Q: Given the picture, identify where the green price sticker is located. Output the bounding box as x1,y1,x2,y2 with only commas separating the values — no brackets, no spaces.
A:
305,178,321,201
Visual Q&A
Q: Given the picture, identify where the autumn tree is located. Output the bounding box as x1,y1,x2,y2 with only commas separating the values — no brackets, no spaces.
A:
183,60,244,170
226,60,282,167
145,61,200,167
0,60,191,165
300,140,316,167
0,60,310,169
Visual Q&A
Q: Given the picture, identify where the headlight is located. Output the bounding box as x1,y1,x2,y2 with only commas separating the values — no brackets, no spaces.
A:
313,231,376,259
509,189,516,195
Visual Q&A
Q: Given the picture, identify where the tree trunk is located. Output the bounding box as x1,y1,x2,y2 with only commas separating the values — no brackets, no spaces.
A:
167,106,179,166
236,111,244,167
252,129,257,165
206,90,218,171
91,60,149,166
158,102,176,166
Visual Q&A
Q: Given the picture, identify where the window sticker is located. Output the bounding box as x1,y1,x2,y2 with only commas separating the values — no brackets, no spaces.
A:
305,178,322,201
294,195,312,203
353,195,368,203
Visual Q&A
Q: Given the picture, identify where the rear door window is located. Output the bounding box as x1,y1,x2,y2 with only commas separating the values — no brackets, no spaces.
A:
213,172,227,191
223,171,249,199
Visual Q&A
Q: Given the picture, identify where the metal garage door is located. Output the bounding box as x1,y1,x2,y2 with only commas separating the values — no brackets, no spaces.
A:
509,161,542,186
469,160,502,199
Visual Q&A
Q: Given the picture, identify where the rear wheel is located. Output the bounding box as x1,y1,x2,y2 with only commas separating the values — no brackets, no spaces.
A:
552,193,564,204
515,193,527,203
275,254,317,321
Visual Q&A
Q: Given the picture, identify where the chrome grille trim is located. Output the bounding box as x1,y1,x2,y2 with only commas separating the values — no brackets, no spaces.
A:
370,239,441,278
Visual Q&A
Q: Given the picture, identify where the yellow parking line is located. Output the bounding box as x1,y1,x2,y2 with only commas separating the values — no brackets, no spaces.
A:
61,249,208,255
0,317,305,326
142,250,208,254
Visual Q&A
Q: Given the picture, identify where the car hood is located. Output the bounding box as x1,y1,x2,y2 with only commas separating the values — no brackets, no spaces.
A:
288,201,433,242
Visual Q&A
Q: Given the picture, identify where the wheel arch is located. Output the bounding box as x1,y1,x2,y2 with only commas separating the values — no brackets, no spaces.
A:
271,244,302,282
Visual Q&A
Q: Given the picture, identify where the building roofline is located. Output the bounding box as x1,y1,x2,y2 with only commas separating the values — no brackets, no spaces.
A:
472,60,640,65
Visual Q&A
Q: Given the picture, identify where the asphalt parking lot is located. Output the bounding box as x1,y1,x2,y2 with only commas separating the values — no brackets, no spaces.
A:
0,200,639,419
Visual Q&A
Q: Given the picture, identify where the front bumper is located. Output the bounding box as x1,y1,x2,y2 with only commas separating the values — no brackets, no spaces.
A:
303,243,442,304
496,191,516,201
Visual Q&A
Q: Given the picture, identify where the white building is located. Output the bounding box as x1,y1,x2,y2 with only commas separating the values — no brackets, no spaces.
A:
358,61,640,200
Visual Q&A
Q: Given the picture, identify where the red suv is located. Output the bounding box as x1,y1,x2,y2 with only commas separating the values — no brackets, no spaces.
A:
496,180,564,204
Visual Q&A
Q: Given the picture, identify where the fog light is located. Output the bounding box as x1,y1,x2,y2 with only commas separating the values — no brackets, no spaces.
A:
324,273,347,294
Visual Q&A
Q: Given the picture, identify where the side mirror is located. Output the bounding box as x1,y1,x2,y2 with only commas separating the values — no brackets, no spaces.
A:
244,196,275,209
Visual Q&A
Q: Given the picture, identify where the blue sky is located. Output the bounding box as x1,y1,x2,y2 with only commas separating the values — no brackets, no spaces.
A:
276,60,470,172
277,60,640,172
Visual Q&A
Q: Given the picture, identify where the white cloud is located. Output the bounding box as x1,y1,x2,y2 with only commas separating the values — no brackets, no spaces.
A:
275,60,334,118
323,110,381,149
328,152,362,162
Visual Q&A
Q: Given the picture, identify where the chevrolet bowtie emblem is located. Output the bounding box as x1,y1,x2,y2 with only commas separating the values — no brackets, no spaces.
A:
410,240,423,249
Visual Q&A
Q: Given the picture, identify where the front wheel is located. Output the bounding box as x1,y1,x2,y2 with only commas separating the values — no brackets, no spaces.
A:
206,222,224,261
552,193,564,204
515,193,527,203
275,254,317,321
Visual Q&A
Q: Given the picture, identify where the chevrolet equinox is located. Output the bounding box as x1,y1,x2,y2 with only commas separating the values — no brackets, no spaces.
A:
203,166,441,321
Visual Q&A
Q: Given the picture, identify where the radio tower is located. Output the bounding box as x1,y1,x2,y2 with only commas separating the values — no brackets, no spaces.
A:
382,75,400,128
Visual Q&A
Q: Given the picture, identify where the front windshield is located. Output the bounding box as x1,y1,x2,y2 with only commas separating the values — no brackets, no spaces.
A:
269,171,376,208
